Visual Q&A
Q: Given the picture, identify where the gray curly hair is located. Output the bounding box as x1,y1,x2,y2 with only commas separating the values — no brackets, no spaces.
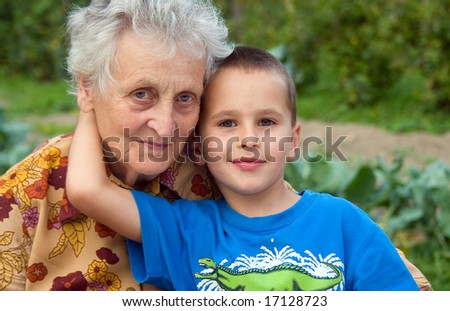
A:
66,0,232,95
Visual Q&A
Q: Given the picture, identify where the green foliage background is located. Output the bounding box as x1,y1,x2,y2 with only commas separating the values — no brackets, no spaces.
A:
215,0,450,113
0,0,90,79
0,0,449,290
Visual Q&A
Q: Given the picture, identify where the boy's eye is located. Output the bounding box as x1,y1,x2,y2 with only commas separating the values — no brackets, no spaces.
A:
218,120,236,127
259,118,275,126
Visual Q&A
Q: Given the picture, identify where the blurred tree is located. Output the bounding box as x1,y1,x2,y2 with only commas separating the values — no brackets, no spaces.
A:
411,0,450,111
215,0,450,111
0,0,448,111
0,0,89,80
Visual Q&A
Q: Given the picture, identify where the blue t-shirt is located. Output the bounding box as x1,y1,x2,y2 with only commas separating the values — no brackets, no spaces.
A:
127,190,419,291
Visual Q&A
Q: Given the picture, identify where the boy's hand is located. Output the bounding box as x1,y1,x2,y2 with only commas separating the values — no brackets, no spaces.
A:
67,110,103,205
67,110,142,242
77,110,99,134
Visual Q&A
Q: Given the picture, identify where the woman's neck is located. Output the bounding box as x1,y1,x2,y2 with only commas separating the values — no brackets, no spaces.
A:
107,161,157,190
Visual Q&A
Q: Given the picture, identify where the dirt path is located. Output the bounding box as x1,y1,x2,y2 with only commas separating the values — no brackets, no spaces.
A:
299,119,450,167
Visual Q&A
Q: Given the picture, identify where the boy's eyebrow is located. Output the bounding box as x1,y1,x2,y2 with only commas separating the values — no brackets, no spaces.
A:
255,108,285,118
208,108,287,120
208,110,238,120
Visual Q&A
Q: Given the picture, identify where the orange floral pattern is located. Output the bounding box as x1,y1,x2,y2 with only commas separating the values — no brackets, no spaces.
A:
25,180,49,200
27,263,48,282
0,134,218,290
191,174,211,197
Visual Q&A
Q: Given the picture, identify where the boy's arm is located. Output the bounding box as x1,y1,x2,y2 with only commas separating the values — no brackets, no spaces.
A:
66,111,142,242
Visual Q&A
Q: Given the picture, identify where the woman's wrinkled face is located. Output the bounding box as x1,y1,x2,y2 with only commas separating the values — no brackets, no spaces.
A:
78,30,206,186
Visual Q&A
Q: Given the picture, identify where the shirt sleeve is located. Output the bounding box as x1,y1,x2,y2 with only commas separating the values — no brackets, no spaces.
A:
350,227,420,291
313,192,420,291
126,190,185,290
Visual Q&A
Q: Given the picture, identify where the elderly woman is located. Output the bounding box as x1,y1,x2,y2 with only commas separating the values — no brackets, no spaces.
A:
0,0,231,291
0,0,431,291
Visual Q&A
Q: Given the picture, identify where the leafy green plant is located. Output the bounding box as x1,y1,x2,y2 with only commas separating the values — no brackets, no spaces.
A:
0,109,33,174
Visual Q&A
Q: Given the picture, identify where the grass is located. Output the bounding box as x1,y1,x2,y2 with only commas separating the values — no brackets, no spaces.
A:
0,74,77,142
0,74,76,116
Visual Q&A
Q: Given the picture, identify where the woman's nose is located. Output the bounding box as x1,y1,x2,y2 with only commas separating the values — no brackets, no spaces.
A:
146,102,176,138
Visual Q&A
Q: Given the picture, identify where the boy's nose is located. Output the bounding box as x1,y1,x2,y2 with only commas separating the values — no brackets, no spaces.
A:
241,136,259,148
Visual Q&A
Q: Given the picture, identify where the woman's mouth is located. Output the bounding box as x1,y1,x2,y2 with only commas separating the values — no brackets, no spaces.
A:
142,140,169,151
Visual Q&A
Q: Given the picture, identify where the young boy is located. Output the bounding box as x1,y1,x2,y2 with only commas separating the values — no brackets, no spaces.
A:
67,46,419,291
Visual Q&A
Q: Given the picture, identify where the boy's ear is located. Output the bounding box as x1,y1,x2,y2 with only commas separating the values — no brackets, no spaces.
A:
77,77,95,113
287,121,301,162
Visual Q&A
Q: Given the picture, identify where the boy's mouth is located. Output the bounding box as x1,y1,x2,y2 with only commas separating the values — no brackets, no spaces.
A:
232,157,265,170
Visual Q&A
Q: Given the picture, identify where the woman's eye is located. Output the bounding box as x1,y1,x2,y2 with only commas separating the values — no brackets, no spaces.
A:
259,119,275,126
177,94,193,103
133,90,148,100
219,120,236,127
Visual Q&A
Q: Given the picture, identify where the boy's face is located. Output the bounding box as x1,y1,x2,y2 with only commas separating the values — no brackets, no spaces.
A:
198,68,300,197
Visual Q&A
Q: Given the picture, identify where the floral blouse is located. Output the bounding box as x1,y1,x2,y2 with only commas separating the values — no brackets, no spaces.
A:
0,133,220,290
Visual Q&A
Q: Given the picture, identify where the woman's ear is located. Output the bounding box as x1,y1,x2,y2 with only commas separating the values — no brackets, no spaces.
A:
287,121,301,162
77,77,95,112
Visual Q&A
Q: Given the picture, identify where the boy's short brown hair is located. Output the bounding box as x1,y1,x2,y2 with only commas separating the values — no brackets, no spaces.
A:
212,45,297,124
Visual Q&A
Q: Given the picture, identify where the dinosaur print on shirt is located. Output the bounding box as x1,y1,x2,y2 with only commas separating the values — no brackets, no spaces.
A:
195,245,344,291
